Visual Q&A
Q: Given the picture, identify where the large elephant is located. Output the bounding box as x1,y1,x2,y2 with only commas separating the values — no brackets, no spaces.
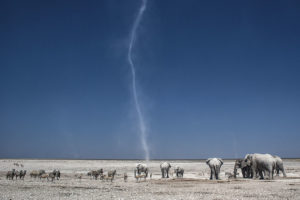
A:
206,158,223,180
135,163,148,178
160,162,171,178
273,155,287,177
233,159,252,178
244,153,276,180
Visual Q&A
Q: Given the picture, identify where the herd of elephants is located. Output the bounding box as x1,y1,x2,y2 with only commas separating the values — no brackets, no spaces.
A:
137,153,286,180
5,153,286,182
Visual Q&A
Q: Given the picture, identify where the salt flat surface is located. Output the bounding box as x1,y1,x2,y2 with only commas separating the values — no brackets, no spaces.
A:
0,159,299,199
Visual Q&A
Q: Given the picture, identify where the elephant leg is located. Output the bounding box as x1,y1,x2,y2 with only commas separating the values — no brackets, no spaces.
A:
210,169,213,180
218,166,221,179
251,165,257,179
215,167,219,180
267,169,272,180
249,168,253,178
272,169,274,179
242,168,246,178
161,169,164,178
258,170,264,179
212,167,216,180
271,166,275,179
247,167,251,178
166,169,169,178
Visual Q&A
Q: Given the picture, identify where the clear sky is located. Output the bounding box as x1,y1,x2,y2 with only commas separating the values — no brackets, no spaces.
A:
1,0,299,159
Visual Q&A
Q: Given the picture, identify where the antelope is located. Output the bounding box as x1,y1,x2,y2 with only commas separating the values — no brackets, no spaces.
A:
135,173,147,182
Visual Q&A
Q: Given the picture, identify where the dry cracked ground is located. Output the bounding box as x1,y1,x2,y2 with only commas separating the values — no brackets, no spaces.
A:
0,159,300,200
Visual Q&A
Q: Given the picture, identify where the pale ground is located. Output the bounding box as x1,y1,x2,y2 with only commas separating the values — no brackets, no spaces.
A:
0,159,300,200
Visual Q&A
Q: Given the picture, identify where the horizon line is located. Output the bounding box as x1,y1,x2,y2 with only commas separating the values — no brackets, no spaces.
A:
1,157,299,160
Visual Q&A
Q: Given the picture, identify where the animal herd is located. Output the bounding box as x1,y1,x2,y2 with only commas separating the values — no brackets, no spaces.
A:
5,153,287,183
6,169,60,182
6,169,26,180
87,169,117,182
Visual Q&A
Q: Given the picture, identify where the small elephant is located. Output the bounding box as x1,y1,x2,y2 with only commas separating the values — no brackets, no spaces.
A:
174,166,184,178
233,159,252,178
206,158,223,180
160,162,171,178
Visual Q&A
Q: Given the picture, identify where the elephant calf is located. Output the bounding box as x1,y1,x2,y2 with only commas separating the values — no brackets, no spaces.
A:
174,166,184,178
233,159,252,178
206,158,223,180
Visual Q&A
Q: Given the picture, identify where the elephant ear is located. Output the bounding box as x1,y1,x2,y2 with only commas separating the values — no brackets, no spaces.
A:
245,154,253,160
218,158,224,166
206,158,212,164
247,154,253,161
244,154,252,165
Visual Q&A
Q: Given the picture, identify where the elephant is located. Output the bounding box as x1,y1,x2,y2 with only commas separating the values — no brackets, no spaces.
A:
135,163,148,178
174,166,184,178
206,158,223,180
272,155,287,177
233,159,252,178
160,162,171,178
244,153,276,180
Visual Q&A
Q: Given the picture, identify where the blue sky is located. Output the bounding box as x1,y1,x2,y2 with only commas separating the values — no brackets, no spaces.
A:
0,0,299,159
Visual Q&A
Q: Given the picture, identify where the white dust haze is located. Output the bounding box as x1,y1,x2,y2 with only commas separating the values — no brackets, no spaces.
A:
127,0,150,161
